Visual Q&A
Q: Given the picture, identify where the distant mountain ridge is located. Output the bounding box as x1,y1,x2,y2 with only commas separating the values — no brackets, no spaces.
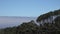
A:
0,16,37,28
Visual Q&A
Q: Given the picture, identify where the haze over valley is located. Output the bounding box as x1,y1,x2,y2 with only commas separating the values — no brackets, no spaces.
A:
0,16,36,28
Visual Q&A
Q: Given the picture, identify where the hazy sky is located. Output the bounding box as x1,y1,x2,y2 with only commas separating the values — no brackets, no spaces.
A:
0,0,60,17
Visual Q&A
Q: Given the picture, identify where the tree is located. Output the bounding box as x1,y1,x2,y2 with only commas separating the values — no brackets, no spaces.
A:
54,16,60,28
36,9,60,25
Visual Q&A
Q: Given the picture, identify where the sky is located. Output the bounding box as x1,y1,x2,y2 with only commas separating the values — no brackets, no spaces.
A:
0,0,60,17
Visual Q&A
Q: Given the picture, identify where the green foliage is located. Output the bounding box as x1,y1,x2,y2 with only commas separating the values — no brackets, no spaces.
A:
0,9,60,34
36,9,60,22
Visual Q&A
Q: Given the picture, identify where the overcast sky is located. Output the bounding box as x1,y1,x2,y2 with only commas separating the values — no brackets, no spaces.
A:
0,0,60,17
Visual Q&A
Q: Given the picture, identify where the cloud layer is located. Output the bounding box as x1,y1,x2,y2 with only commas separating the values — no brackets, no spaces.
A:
0,16,36,28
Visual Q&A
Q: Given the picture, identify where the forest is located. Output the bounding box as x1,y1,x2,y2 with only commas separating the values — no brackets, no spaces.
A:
0,9,60,34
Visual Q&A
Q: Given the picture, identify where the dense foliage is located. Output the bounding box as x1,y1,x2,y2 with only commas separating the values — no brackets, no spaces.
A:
36,9,60,22
0,9,60,34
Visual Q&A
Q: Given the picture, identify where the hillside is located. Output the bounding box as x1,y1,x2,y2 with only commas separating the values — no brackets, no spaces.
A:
0,9,60,34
